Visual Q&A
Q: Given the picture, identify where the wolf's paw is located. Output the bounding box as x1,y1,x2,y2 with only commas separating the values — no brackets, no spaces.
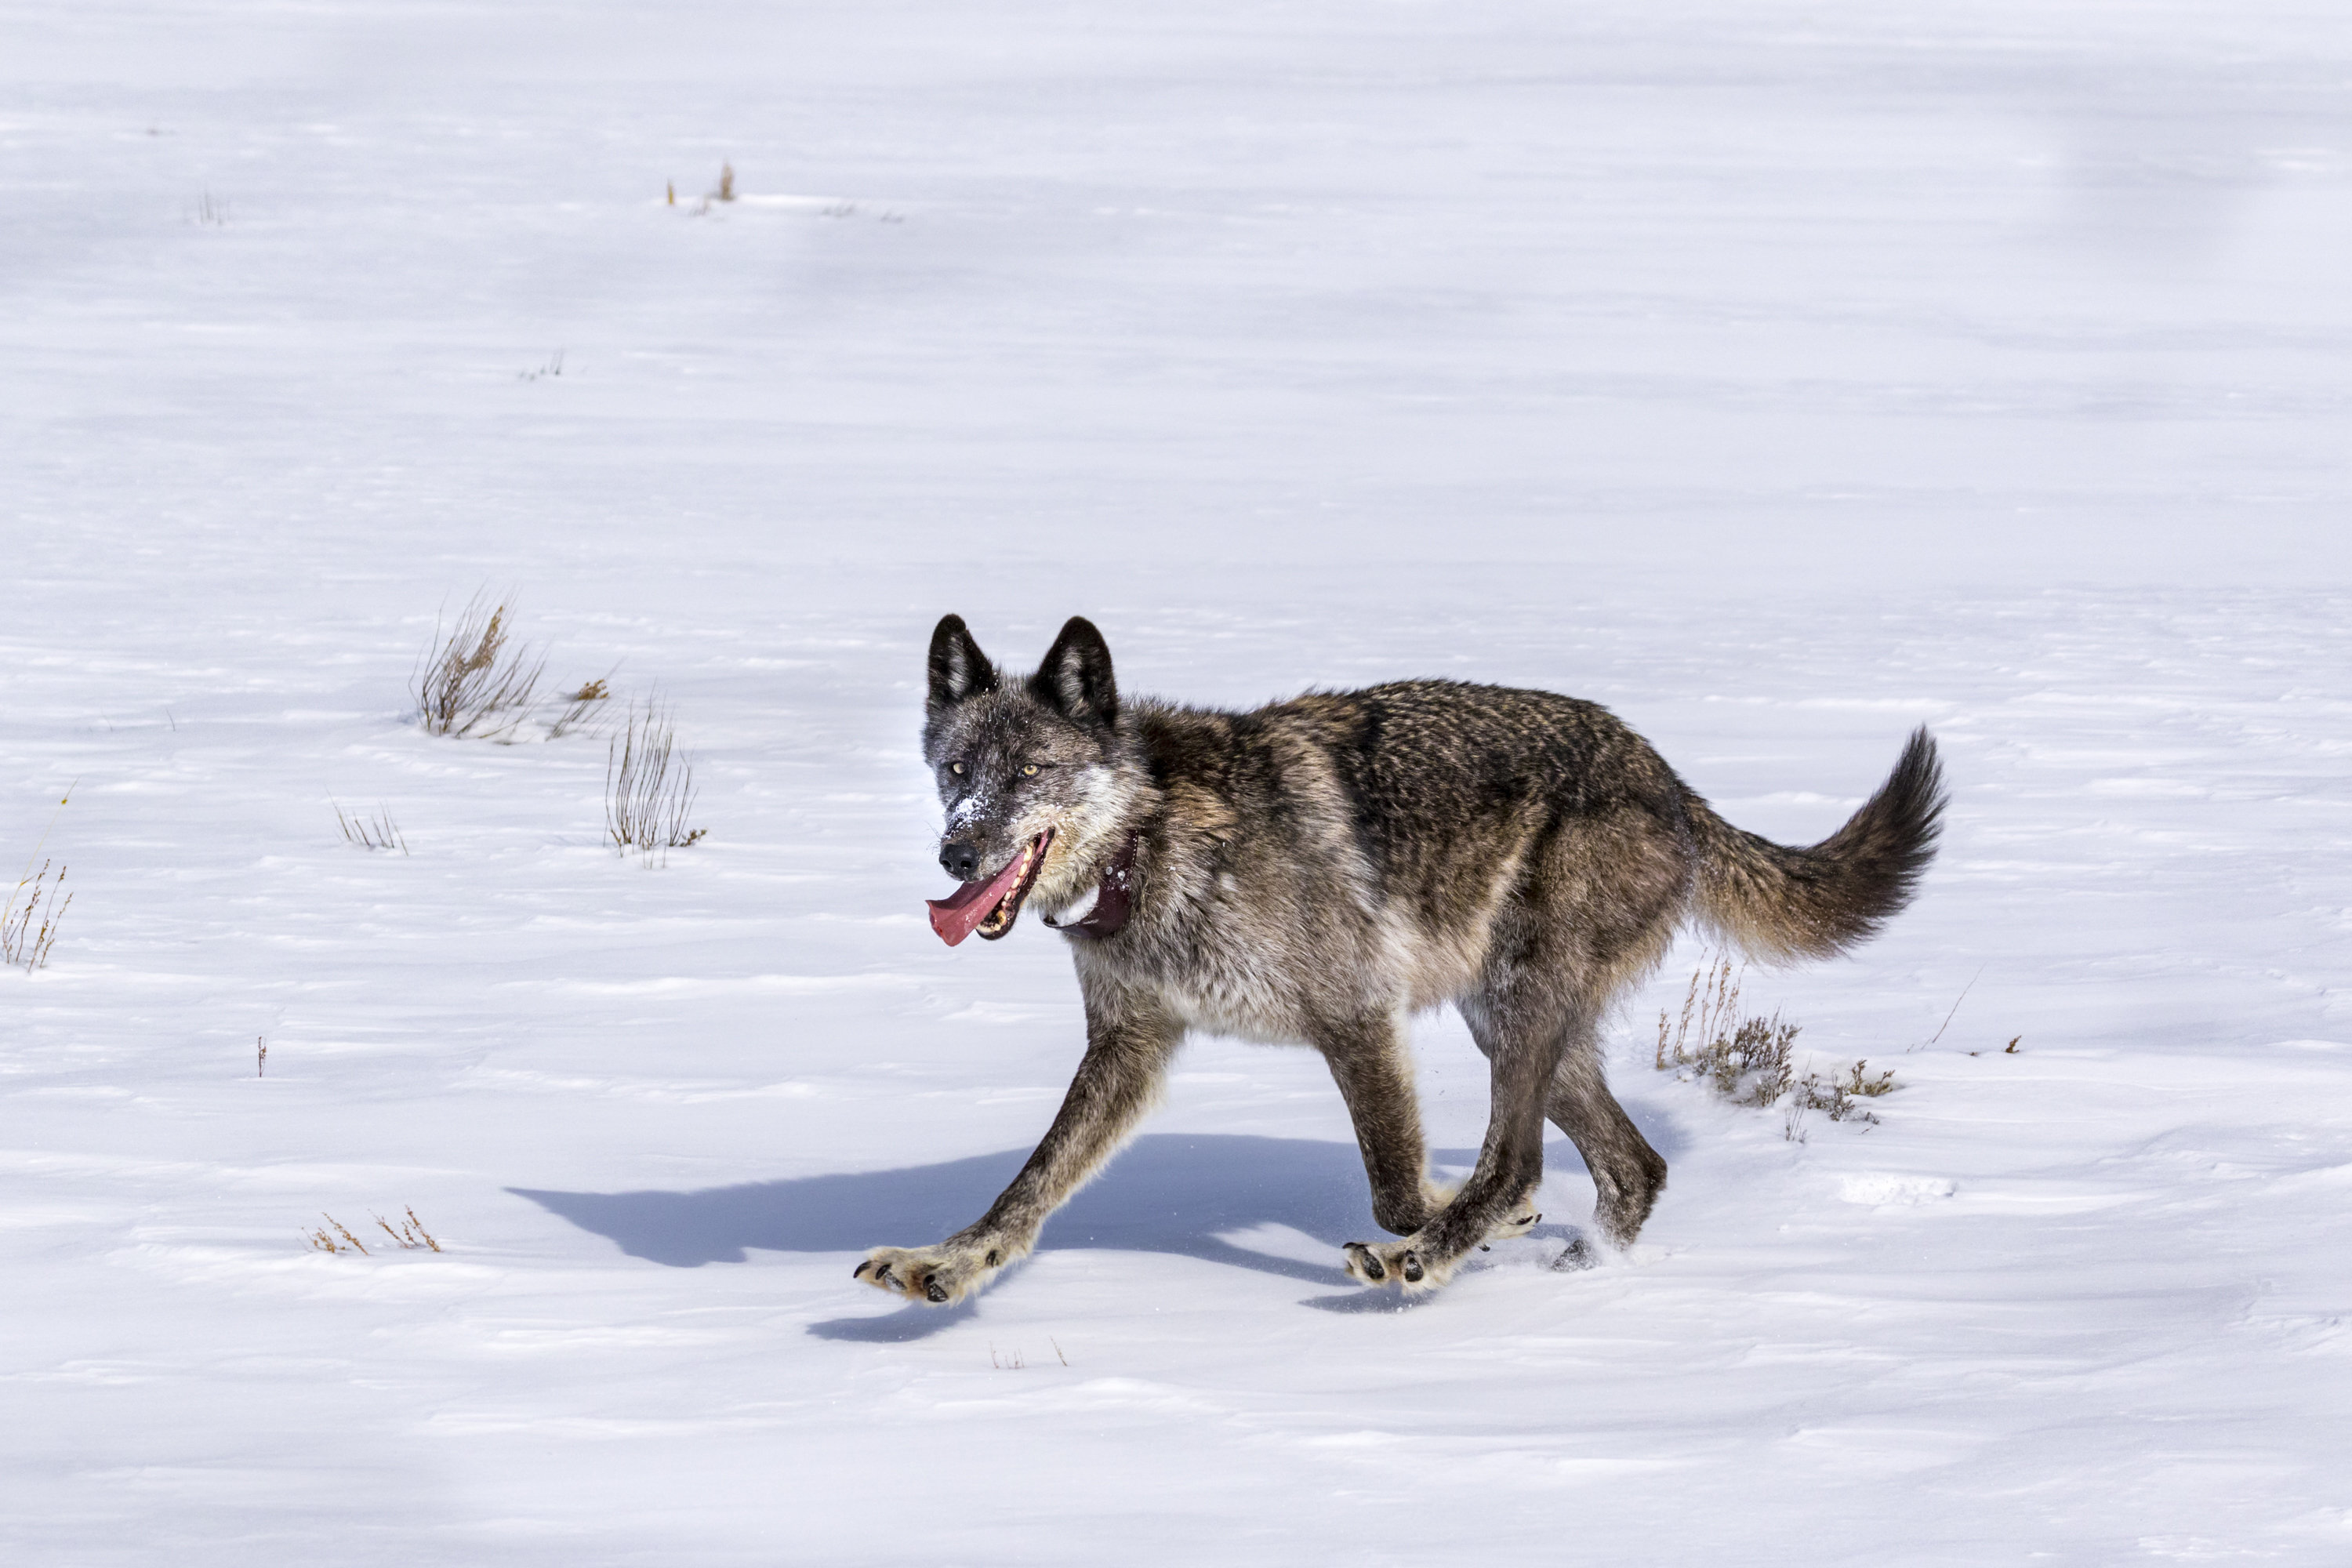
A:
1341,1238,1454,1293
1552,1231,1599,1271
1486,1206,1543,1244
852,1240,1008,1306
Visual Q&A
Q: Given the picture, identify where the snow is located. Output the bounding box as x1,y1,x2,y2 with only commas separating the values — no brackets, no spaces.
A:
5,0,2350,1562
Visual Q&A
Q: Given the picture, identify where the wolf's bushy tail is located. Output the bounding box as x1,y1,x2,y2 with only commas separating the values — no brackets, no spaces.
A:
1685,727,1946,964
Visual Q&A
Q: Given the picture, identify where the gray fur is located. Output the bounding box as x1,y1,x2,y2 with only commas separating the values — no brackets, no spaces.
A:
855,615,1947,1304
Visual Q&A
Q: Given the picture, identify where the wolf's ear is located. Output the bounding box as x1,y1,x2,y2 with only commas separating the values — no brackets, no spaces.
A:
927,615,999,714
1030,616,1116,728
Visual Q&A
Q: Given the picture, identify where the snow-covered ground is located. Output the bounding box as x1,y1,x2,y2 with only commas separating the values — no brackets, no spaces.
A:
5,2,2350,1563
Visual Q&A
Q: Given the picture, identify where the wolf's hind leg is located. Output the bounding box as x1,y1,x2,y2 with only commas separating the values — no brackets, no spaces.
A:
1466,1010,1668,1251
1546,1037,1668,1248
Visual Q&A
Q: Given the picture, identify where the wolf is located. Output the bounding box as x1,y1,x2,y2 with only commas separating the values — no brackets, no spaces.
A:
854,615,1944,1304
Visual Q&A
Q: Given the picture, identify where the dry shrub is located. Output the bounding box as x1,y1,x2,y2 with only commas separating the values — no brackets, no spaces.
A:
606,698,706,859
1655,949,1898,1139
1658,973,1801,1109
411,595,612,741
1657,954,1789,1101
1783,1058,1898,1142
414,592,545,739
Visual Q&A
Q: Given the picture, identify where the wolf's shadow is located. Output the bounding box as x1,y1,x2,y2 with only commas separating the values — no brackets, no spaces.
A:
510,1132,1656,1340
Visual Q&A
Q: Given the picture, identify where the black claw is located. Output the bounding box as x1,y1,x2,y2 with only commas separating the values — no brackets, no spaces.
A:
925,1279,949,1303
874,1265,896,1287
1348,1245,1386,1282
853,1260,871,1279
1401,1252,1424,1283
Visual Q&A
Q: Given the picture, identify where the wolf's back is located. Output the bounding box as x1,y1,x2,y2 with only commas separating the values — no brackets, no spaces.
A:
1684,728,1946,963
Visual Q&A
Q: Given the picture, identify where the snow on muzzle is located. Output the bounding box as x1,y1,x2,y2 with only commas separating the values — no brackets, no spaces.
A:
926,829,1054,946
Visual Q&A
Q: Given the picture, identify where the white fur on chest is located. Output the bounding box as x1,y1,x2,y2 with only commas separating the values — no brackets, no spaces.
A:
1159,980,1302,1044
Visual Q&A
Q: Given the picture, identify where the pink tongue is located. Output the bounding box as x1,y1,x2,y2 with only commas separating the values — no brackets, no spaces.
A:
926,848,1033,947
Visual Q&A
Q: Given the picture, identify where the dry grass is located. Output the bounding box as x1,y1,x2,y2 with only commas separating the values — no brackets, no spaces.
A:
1656,952,1742,1070
684,162,739,215
334,800,408,854
5,782,75,972
373,1207,442,1251
605,698,706,860
307,1207,441,1254
548,677,612,739
414,593,546,739
1655,949,1900,1139
2,859,71,971
1923,967,1984,1048
305,1214,370,1254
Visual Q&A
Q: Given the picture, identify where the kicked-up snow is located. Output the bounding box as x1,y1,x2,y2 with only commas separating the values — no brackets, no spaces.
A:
4,0,2350,1563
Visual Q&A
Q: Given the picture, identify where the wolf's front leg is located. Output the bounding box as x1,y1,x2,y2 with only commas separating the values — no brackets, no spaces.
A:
856,990,1183,1306
1317,1013,1453,1237
1340,1181,1544,1290
1341,1011,1566,1293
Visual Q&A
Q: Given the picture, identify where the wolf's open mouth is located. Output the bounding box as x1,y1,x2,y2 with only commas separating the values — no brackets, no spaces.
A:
926,829,1054,946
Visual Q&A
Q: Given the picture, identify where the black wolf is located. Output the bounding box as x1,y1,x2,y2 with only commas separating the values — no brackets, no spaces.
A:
854,615,1944,1302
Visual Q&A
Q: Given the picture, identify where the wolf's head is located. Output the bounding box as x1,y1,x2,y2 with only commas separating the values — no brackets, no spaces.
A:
920,614,1149,945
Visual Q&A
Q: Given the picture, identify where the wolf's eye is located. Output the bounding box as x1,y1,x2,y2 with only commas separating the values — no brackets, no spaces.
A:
949,761,965,776
1022,764,1039,777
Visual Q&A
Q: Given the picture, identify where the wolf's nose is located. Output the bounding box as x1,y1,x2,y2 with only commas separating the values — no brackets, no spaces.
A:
940,840,980,880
